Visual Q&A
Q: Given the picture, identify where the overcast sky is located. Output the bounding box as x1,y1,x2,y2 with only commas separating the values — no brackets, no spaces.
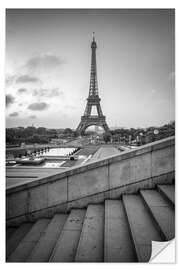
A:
6,9,175,129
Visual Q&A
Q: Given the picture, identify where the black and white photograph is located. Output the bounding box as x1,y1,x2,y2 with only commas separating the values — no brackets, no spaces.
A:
4,8,175,263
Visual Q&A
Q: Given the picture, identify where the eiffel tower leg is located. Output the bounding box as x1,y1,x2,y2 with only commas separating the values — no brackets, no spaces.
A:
76,121,86,135
102,122,110,133
97,104,103,116
84,103,92,116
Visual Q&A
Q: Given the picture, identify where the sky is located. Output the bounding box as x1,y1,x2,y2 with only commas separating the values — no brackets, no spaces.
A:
6,9,175,129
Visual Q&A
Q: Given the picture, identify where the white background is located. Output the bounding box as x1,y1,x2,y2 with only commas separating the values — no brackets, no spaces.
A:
0,0,179,268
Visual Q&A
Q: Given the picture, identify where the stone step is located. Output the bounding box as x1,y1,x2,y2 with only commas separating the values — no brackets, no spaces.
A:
157,185,175,207
104,200,137,262
75,204,104,262
26,214,68,262
7,219,50,262
6,227,17,241
6,223,33,259
140,190,175,241
49,209,86,262
123,194,162,262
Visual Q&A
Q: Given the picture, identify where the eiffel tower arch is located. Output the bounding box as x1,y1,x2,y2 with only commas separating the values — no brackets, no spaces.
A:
76,34,110,135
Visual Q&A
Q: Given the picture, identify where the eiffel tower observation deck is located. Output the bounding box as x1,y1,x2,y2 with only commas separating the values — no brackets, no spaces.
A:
76,33,110,135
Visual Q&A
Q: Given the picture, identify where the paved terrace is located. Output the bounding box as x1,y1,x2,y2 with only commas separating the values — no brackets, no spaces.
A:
89,145,120,161
6,136,175,227
6,145,118,188
6,167,66,188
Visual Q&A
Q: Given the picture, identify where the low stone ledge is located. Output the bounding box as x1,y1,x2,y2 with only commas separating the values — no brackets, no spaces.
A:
6,136,175,223
6,136,175,194
6,171,175,227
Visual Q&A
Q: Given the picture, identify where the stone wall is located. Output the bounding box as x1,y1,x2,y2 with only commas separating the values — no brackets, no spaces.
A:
6,136,175,226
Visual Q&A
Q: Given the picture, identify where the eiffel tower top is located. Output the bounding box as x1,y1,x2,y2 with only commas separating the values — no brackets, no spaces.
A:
89,32,98,97
91,32,97,49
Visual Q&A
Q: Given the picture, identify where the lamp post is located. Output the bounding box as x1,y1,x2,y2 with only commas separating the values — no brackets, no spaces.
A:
129,135,132,146
139,132,144,145
153,129,159,141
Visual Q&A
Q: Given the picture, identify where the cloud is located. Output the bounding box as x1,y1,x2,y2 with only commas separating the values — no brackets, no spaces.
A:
65,105,77,110
151,89,157,94
9,112,18,117
28,102,49,111
25,53,63,72
29,115,37,119
6,94,15,107
16,74,40,84
33,88,63,97
18,88,27,94
6,74,16,86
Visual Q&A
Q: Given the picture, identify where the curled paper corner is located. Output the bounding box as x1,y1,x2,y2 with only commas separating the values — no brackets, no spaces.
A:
150,239,175,263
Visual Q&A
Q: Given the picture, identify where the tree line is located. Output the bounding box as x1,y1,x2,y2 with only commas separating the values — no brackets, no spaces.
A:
6,121,175,146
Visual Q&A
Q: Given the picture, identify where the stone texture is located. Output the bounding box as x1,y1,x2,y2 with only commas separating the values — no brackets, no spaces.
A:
29,185,48,212
109,152,151,189
27,214,67,262
8,190,28,218
6,223,33,258
104,200,136,262
158,185,175,206
50,209,86,262
123,194,162,262
75,204,104,262
47,178,67,206
152,146,175,177
140,190,175,240
68,166,108,201
6,183,175,263
109,159,131,189
7,219,50,262
129,152,151,181
67,191,106,211
6,227,17,241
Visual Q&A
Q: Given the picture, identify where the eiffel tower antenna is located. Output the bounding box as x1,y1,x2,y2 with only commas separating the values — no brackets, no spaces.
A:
76,35,109,135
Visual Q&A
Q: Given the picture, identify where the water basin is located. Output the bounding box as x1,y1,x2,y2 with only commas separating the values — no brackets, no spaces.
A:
39,147,76,157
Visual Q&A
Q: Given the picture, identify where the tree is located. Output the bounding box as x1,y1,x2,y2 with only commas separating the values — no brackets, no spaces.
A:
103,132,111,143
63,128,73,134
37,127,46,135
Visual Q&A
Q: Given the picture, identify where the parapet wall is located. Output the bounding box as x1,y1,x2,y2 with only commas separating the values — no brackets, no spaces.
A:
6,136,175,226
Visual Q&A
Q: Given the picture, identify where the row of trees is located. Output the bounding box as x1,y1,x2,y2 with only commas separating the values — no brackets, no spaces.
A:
6,126,79,145
6,126,58,145
103,121,175,144
6,121,175,145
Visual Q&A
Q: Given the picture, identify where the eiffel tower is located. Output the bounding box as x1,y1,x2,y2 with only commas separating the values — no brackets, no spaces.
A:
76,34,110,135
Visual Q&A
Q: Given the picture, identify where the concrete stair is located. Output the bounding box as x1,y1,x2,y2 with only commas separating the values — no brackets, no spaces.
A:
123,194,162,262
140,190,175,241
6,223,33,259
75,204,104,262
49,209,86,262
27,214,68,262
8,219,50,262
6,183,175,263
104,200,136,262
6,227,17,243
157,185,175,207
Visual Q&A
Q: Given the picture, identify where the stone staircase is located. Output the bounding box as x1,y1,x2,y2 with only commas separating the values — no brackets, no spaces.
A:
6,183,175,262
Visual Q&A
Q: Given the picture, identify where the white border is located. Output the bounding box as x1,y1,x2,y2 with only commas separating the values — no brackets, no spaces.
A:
0,1,179,269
